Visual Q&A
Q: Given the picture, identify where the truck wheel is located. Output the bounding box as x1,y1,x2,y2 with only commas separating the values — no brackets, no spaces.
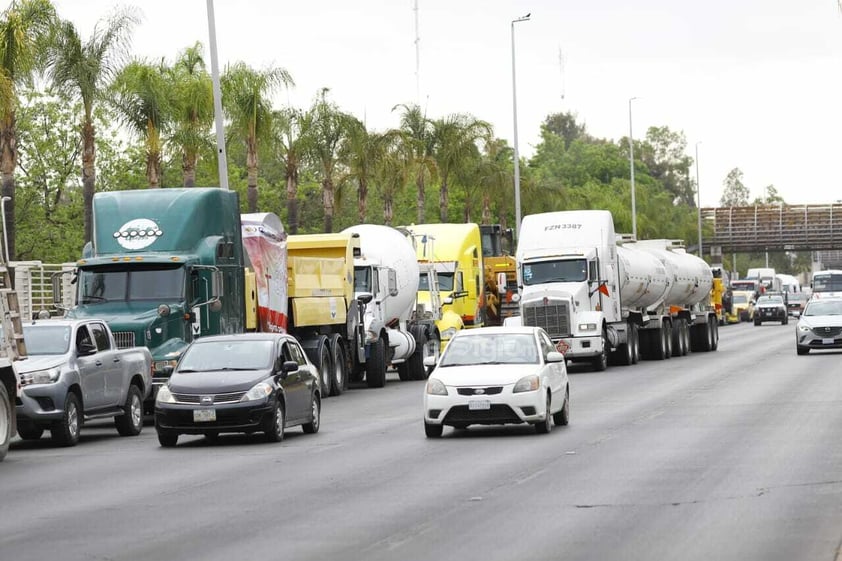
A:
263,399,285,443
683,322,693,355
663,322,673,359
397,361,412,381
424,333,441,377
366,337,387,388
17,421,44,441
630,324,640,364
711,321,719,351
115,384,144,437
51,392,82,447
0,383,11,461
649,327,667,360
311,336,333,397
328,334,347,396
407,326,427,381
591,331,609,371
157,429,178,447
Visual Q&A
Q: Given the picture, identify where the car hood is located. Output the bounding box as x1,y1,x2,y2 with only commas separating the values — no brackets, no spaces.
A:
798,316,842,329
15,355,69,374
431,364,542,386
168,369,271,394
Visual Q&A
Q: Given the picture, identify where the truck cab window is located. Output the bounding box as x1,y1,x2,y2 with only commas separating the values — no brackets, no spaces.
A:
354,267,372,293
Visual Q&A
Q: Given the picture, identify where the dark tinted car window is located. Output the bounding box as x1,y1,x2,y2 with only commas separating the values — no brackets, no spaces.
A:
90,323,111,351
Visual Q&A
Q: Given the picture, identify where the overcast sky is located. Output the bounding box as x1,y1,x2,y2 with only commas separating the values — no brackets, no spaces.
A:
30,0,842,206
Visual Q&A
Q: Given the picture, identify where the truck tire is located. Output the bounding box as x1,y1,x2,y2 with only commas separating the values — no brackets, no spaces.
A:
682,322,692,355
115,384,144,437
51,392,82,447
711,321,719,351
591,330,609,371
0,383,11,461
308,336,333,397
328,334,347,396
630,324,640,364
663,322,673,359
648,327,667,360
17,421,44,441
366,337,387,388
397,360,412,381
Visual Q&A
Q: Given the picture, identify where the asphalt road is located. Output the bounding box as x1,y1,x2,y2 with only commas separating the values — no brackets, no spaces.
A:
3,320,842,561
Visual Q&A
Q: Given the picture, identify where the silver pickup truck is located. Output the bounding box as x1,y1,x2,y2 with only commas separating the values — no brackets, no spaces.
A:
16,318,153,446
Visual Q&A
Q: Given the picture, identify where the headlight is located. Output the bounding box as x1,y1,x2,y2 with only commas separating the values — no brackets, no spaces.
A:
241,381,273,402
156,385,176,404
154,360,178,374
440,327,458,341
578,323,598,332
513,374,540,393
426,378,447,396
798,324,811,332
25,367,61,385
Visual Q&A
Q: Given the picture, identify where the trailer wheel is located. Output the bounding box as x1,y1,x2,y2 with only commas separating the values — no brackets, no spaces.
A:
408,326,428,380
682,321,692,355
366,336,387,388
630,324,640,364
711,320,719,351
328,334,348,396
0,382,11,461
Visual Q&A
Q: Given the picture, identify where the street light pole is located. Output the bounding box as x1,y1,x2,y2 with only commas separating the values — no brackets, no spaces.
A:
695,141,702,258
511,13,530,239
628,97,638,239
207,0,229,190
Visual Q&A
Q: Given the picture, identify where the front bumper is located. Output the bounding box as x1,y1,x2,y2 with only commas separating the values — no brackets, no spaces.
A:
424,386,547,427
16,380,71,423
755,308,786,322
155,399,274,435
797,330,842,350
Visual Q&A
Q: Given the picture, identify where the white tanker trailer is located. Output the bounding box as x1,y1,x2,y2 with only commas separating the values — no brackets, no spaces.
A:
512,210,718,372
343,225,442,383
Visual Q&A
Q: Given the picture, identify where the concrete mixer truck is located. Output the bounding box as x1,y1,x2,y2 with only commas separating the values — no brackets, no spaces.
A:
510,210,718,371
342,225,442,386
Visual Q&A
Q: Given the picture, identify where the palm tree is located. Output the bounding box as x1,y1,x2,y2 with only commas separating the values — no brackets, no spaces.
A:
168,42,213,188
432,113,491,222
222,61,293,212
271,107,310,234
45,7,137,243
109,59,173,188
393,103,436,223
304,89,352,232
340,118,392,224
374,135,410,226
476,137,512,226
0,0,56,259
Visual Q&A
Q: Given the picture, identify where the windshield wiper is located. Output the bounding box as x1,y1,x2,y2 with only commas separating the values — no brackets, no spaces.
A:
219,367,255,371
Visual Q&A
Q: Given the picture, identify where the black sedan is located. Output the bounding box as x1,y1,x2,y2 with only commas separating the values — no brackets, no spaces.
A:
154,333,321,447
753,295,788,325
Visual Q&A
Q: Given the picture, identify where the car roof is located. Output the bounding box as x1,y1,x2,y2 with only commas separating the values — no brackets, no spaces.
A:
451,326,543,337
191,332,292,344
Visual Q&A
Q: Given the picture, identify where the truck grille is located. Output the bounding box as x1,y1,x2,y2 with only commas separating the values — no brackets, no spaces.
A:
522,301,570,339
113,331,136,349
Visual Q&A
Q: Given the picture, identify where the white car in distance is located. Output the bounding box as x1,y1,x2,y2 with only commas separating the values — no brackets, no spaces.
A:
423,326,569,437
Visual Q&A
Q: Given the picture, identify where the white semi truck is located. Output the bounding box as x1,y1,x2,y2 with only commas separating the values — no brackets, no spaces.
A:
343,225,442,384
510,210,718,371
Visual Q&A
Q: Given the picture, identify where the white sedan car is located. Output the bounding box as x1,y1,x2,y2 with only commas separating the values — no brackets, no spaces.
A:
796,297,842,355
423,326,569,438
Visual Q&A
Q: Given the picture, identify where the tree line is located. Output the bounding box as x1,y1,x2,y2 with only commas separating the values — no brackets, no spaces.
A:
3,0,790,278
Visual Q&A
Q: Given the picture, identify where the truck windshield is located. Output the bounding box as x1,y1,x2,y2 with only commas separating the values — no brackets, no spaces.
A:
78,266,185,303
23,325,71,355
522,259,587,285
420,272,454,291
813,274,842,292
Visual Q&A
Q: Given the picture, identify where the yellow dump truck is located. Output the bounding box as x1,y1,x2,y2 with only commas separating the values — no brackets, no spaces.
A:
403,223,485,347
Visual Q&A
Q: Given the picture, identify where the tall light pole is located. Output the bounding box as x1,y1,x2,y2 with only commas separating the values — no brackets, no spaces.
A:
628,97,638,239
695,141,702,258
511,13,530,239
207,0,229,190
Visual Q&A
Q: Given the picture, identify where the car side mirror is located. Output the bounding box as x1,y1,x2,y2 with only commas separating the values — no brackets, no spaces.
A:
77,341,96,356
546,351,565,363
282,360,299,373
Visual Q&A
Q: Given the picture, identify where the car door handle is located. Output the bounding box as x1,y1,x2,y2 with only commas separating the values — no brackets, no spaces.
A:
113,358,121,363
95,360,103,366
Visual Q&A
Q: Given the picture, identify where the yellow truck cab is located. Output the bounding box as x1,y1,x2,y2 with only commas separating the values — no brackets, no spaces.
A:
404,223,485,347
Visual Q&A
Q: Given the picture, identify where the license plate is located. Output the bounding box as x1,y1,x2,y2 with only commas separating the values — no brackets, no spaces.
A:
823,338,835,345
468,400,491,411
193,409,216,422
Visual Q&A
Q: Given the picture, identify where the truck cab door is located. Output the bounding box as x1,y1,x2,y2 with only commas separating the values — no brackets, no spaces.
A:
89,322,124,406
